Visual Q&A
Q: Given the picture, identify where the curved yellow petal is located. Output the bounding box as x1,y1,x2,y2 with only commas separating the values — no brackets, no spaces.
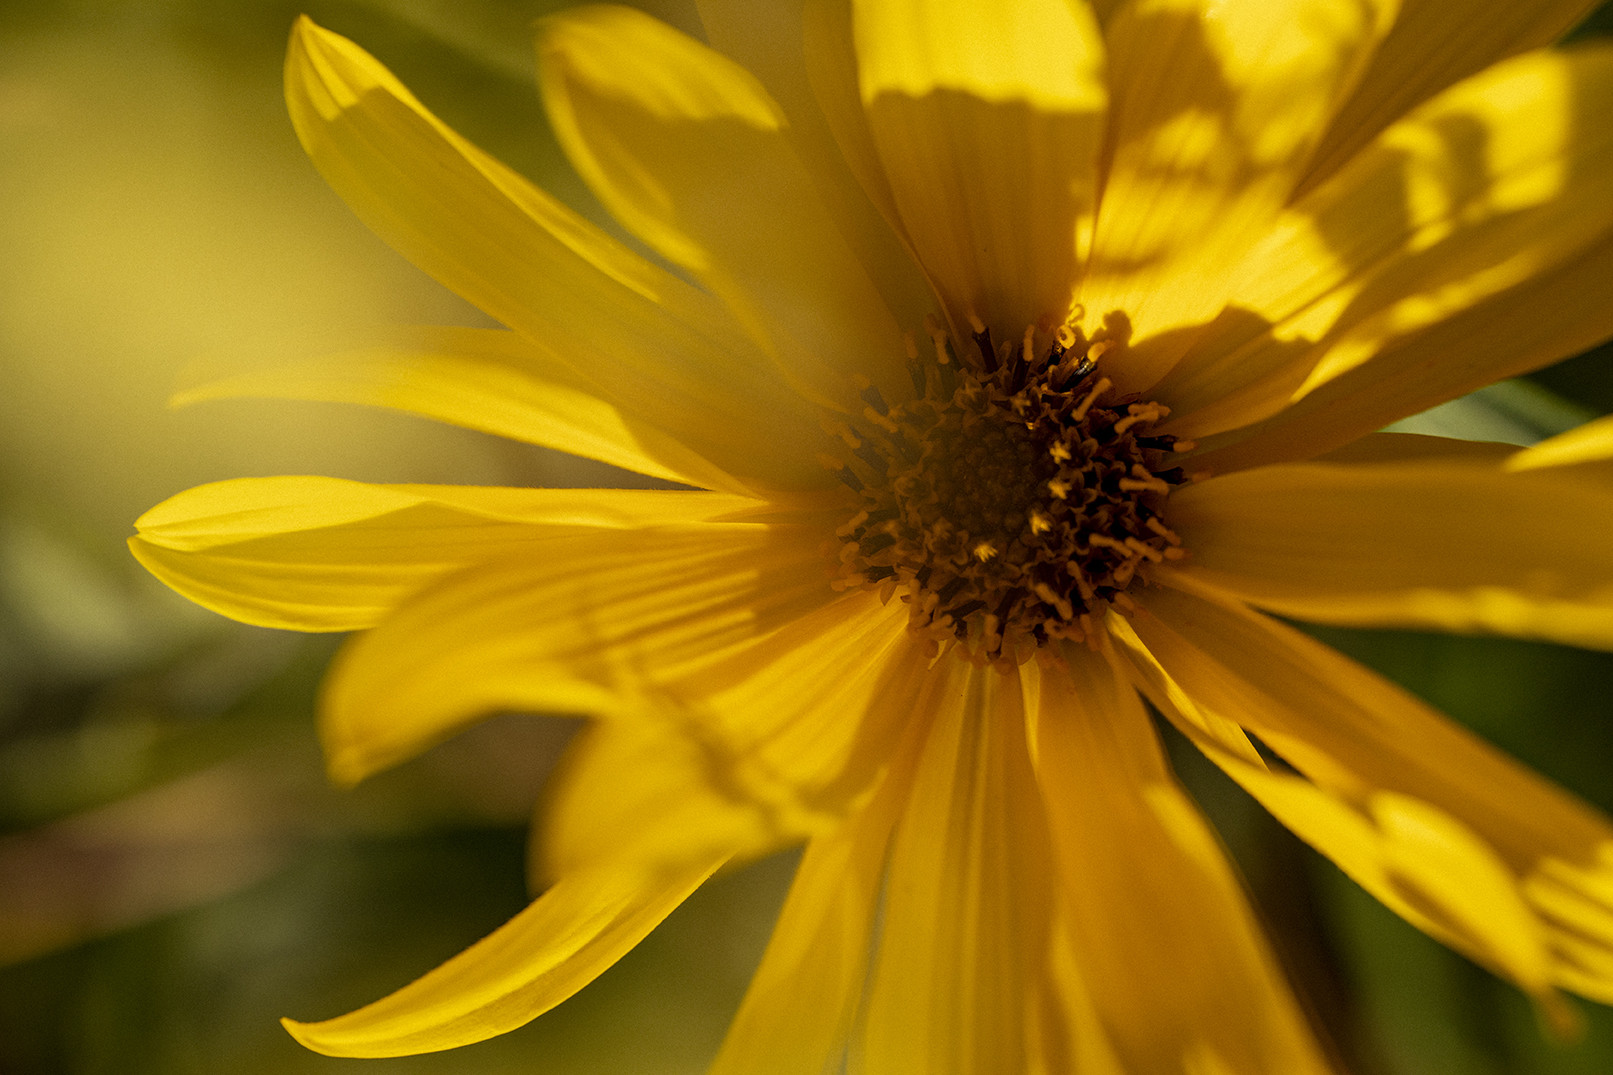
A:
536,4,908,411
1082,0,1394,384
176,327,759,494
1162,47,1613,453
1119,582,1613,1009
860,662,1056,1074
852,0,1107,331
1036,646,1338,1075
282,853,726,1057
284,18,826,487
1168,458,1613,650
535,593,916,881
707,652,943,1075
129,477,754,631
1298,0,1600,193
318,523,837,785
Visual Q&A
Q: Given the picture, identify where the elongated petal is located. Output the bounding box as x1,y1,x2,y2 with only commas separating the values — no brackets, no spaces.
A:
707,657,942,1075
1082,0,1394,383
130,477,755,631
801,0,926,264
535,593,916,880
1315,430,1516,466
319,523,836,784
177,327,757,493
861,663,1056,1074
284,18,827,487
708,807,893,1075
852,0,1107,331
1119,582,1613,1008
1298,0,1600,192
1168,458,1613,650
1036,647,1337,1075
1162,47,1613,453
1509,414,1613,472
1192,233,1613,472
283,853,725,1057
695,0,938,332
536,5,908,411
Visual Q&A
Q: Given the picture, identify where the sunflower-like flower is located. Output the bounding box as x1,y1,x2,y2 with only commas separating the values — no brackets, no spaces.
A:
132,0,1613,1070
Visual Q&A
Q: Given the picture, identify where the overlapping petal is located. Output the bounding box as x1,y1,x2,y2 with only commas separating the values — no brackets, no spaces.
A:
695,0,938,332
317,522,839,785
1119,583,1613,1009
1167,457,1613,649
130,477,757,631
1298,0,1600,192
860,663,1056,1074
175,327,765,494
707,788,900,1075
534,593,917,881
284,18,828,491
282,852,727,1057
1082,0,1395,387
1189,235,1613,472
536,4,909,411
851,0,1107,332
1160,47,1613,458
706,656,943,1075
1035,648,1338,1075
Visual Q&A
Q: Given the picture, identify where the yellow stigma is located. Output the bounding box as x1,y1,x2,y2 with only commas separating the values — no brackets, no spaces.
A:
830,318,1192,665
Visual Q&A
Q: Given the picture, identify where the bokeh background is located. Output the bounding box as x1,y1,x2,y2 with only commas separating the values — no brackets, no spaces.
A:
2,1,1612,1072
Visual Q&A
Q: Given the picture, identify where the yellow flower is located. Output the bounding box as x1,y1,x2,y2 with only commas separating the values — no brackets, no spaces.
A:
132,1,1613,1070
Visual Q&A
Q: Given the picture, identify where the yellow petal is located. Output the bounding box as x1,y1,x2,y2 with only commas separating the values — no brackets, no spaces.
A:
801,0,925,259
282,853,726,1057
696,0,938,332
707,657,939,1075
1315,430,1517,466
1081,0,1394,382
284,18,823,480
1086,0,1125,25
1162,47,1613,453
535,593,916,881
1195,234,1613,473
536,5,909,411
318,523,836,785
1299,0,1600,192
852,0,1107,331
176,327,768,494
1168,458,1613,650
1037,914,1130,1075
1036,646,1337,1075
129,477,755,631
709,806,895,1075
1508,414,1613,473
1119,582,1613,1007
861,661,1056,1074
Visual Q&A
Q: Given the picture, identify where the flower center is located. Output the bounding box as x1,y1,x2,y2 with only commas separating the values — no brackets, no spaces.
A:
830,318,1194,665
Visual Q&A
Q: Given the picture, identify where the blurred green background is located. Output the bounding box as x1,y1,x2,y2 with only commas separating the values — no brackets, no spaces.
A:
1,1,1612,1072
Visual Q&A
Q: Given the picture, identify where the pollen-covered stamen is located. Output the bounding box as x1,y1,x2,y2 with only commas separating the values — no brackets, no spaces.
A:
830,320,1193,665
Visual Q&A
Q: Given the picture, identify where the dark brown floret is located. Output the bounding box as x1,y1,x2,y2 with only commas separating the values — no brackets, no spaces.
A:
831,320,1194,665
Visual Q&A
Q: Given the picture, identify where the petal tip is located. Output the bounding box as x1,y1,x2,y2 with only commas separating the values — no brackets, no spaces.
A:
324,750,370,789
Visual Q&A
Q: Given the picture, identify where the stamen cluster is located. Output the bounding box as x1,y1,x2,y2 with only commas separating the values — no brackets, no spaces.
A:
830,320,1193,664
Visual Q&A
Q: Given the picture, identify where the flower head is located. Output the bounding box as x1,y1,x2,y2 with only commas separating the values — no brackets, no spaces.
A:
133,1,1613,1070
